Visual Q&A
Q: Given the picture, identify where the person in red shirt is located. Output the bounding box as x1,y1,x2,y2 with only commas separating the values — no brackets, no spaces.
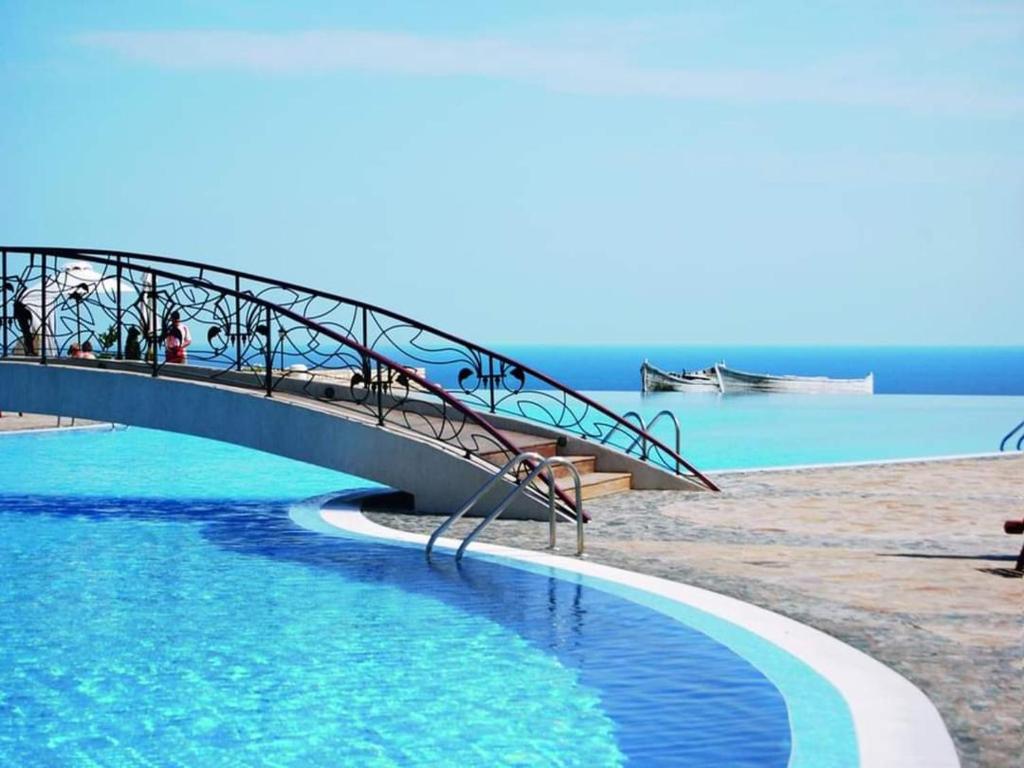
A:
164,311,192,364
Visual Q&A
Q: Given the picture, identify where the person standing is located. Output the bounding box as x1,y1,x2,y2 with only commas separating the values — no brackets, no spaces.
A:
124,326,142,360
164,311,192,364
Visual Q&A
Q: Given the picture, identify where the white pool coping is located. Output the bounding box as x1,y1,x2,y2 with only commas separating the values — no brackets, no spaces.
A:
709,449,1019,475
306,492,960,768
0,422,122,437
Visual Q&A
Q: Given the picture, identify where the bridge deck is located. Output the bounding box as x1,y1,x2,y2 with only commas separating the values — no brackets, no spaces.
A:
0,359,671,516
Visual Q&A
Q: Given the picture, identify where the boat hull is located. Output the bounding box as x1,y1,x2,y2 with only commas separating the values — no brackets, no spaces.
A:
641,361,721,393
640,361,874,395
715,365,874,394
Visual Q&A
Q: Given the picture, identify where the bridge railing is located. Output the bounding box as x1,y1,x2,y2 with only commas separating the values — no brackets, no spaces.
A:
0,248,598,515
1,246,717,492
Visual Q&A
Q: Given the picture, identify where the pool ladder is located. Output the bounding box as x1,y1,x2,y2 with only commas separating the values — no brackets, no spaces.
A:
1000,419,1024,452
426,452,584,561
600,410,683,470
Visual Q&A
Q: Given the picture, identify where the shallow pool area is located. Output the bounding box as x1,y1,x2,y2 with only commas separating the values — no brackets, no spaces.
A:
582,392,1024,470
0,427,868,766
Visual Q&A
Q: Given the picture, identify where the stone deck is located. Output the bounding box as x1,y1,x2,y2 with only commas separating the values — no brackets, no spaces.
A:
0,412,100,432
367,454,1024,768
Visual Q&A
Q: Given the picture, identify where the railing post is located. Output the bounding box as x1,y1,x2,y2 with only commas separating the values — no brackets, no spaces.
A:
264,304,273,397
1,249,7,358
375,360,384,425
577,502,585,555
234,274,242,371
361,306,370,385
547,464,557,550
150,271,158,377
488,355,496,413
115,257,123,359
40,252,47,365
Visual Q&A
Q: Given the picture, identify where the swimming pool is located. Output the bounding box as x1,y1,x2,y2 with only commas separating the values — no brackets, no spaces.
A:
581,392,1024,470
0,427,957,766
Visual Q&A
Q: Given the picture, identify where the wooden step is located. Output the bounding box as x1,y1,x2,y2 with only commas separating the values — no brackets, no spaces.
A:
478,430,559,464
513,438,558,458
558,471,632,500
548,455,596,478
481,428,632,501
522,456,598,492
479,444,558,467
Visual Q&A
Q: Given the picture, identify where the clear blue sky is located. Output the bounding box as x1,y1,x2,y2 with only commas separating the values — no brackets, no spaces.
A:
2,1,1021,345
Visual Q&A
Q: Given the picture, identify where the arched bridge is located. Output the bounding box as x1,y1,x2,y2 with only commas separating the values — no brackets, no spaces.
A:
0,247,717,520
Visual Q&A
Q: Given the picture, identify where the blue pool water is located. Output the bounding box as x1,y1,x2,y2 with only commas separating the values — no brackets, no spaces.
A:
580,392,1024,470
0,428,857,766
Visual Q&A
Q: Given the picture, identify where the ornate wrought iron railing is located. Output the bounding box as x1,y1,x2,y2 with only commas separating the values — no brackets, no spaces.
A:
0,248,576,513
0,246,718,493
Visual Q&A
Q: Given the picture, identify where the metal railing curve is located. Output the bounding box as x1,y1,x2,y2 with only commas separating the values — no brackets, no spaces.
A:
0,245,718,492
1000,419,1024,452
601,409,683,471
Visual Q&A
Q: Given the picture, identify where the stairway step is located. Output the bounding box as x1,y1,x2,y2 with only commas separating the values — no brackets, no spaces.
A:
499,430,559,457
558,471,632,500
482,429,630,500
479,445,558,467
480,430,559,465
549,455,596,478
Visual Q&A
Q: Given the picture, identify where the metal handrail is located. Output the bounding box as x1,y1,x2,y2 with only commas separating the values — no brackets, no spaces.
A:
0,246,718,491
1000,419,1024,452
426,452,545,557
598,410,645,448
625,410,682,467
455,456,584,561
0,252,577,516
649,410,682,452
602,409,683,471
426,452,585,561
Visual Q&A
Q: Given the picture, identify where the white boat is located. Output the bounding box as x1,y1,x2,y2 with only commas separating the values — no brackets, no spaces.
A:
715,364,873,394
641,360,874,395
640,360,721,392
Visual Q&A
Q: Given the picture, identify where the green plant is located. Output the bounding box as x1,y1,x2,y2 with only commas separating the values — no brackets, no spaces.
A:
97,325,119,353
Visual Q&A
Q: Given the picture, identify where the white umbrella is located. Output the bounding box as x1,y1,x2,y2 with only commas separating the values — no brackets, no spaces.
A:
53,262,137,299
15,261,138,352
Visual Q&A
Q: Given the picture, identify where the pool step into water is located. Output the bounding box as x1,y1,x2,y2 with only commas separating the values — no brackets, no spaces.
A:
483,430,634,502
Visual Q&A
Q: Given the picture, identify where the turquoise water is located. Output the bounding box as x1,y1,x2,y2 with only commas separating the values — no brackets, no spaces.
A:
581,392,1024,470
0,427,373,500
0,428,856,766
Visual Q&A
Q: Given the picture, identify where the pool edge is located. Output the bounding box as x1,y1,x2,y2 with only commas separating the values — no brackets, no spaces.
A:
708,450,1018,475
300,491,960,768
0,422,121,437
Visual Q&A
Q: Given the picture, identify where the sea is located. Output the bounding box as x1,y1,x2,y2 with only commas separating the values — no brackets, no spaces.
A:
494,345,1024,396
114,342,1024,467
388,345,1024,466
